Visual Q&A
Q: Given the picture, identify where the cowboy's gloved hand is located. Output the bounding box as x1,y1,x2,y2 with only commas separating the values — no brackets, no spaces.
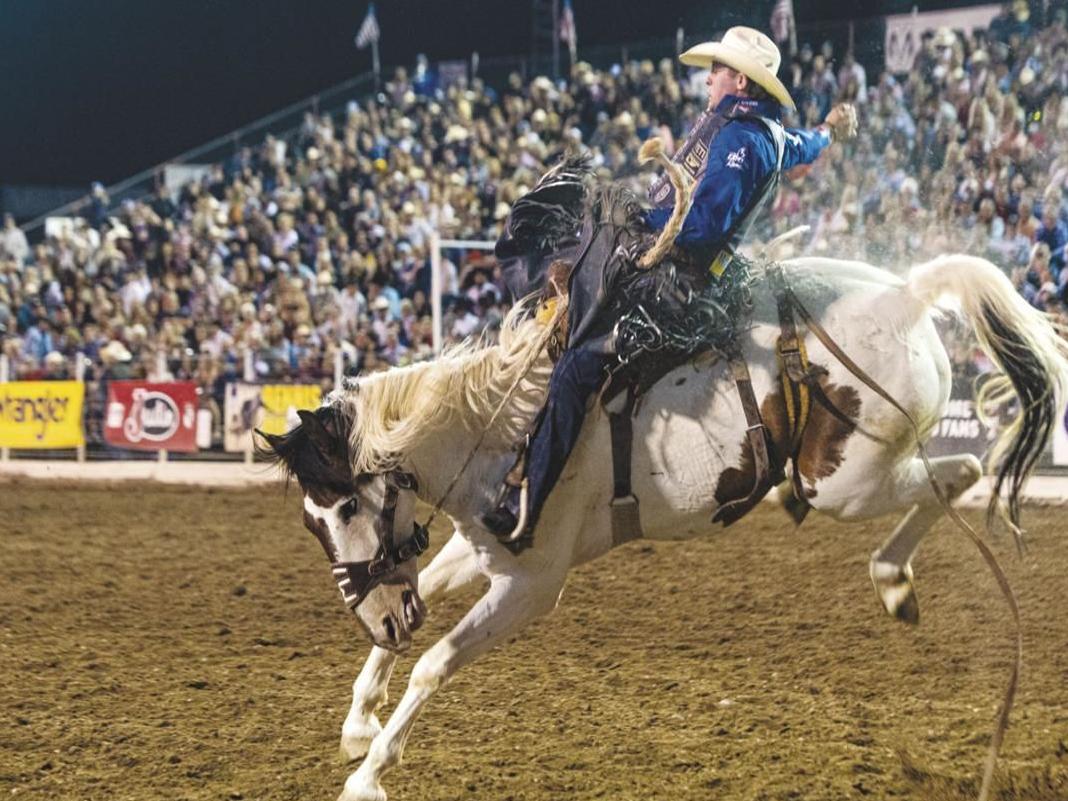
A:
823,104,858,142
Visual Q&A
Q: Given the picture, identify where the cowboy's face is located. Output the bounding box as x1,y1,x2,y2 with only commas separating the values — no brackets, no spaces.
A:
705,63,748,111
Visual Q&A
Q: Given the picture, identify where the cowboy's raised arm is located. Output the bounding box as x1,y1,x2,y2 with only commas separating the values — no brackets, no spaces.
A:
782,102,859,169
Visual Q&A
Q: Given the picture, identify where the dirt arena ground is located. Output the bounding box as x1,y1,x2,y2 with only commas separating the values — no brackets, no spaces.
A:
1,480,1065,801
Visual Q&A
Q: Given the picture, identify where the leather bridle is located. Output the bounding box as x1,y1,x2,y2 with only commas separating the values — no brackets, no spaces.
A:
329,469,430,609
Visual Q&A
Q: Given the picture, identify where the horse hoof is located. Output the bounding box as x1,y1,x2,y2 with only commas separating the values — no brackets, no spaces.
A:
337,790,386,801
338,773,387,801
870,559,920,625
339,717,381,763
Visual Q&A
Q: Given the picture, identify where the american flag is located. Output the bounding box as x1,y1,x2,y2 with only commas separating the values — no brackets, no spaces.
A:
770,0,794,46
355,3,380,49
559,0,577,61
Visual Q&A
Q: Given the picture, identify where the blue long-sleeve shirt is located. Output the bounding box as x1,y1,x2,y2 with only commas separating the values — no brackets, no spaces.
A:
643,96,831,251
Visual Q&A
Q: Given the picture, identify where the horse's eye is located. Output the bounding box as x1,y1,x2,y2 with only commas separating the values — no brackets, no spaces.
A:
339,498,359,520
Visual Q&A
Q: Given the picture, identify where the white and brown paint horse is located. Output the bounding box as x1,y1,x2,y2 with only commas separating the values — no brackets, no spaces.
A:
260,254,1067,801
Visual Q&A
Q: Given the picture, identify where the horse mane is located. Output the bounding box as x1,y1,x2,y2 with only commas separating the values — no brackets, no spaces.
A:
337,300,553,475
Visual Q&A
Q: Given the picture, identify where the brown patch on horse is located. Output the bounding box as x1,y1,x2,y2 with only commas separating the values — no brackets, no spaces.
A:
713,368,862,518
302,509,339,561
795,379,861,497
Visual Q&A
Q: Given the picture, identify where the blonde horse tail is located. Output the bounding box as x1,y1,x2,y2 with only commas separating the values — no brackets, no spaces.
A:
906,254,1068,534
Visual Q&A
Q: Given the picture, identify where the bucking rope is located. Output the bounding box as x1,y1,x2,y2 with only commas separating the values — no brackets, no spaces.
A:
788,291,1020,801
636,137,695,269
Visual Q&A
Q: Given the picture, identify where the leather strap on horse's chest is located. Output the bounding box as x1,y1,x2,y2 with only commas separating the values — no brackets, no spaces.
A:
607,387,643,546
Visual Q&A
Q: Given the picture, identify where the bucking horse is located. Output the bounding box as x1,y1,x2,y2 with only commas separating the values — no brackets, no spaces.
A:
258,148,1068,801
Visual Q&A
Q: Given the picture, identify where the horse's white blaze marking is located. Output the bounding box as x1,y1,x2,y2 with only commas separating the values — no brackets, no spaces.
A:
303,495,380,564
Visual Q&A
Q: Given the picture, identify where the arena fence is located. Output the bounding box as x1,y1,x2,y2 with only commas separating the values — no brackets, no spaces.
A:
0,350,345,465
5,333,1068,475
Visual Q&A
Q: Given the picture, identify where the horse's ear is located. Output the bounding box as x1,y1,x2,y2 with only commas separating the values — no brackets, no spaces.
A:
252,428,292,472
254,428,283,453
298,409,339,456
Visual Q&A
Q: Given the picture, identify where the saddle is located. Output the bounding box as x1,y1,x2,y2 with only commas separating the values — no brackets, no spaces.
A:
530,257,820,546
497,159,819,543
605,261,821,545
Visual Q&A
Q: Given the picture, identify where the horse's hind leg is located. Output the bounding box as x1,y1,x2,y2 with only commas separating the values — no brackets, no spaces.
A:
341,530,482,762
869,454,982,624
340,560,569,801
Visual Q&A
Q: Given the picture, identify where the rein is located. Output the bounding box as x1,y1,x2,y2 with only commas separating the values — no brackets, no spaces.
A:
419,292,571,534
786,286,1020,801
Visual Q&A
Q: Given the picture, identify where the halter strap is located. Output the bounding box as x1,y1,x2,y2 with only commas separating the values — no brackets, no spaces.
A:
330,469,430,609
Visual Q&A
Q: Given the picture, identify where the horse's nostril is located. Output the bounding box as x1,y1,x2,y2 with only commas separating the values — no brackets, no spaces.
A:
402,589,413,607
382,615,397,644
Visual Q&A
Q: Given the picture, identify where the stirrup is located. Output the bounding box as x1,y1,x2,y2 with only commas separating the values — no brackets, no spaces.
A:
502,479,530,543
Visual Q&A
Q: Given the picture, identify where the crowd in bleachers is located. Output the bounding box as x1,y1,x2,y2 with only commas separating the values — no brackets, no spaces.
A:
2,1,1068,412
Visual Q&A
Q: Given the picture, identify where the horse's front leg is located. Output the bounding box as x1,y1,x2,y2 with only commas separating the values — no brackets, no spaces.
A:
339,558,568,801
340,529,483,762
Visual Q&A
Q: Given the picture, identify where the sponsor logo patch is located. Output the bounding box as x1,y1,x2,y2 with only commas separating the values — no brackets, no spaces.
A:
726,146,747,170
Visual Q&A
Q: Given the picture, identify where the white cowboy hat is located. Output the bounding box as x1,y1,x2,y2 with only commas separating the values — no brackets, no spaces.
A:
101,340,132,363
679,26,794,109
934,27,957,48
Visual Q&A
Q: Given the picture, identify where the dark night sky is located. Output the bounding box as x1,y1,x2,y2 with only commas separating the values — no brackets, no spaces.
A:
0,0,989,188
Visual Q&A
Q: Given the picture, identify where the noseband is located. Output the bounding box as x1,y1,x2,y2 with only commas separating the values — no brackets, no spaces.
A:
330,470,431,609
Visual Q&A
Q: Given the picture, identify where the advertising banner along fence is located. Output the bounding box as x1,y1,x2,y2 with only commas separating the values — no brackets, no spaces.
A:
925,371,997,460
105,381,199,452
884,4,1000,73
223,383,321,453
0,381,86,449
1053,400,1068,467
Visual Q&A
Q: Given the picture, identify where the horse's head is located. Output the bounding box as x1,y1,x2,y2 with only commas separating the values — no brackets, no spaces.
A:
257,406,428,652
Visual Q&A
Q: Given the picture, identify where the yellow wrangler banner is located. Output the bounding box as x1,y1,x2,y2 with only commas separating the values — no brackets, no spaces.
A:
0,381,86,448
258,384,322,437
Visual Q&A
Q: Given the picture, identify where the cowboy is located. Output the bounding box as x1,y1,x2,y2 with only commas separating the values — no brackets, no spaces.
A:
480,27,858,542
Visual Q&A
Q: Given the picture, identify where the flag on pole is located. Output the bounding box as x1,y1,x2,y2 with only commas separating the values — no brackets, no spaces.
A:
559,0,577,62
770,0,794,45
355,3,380,49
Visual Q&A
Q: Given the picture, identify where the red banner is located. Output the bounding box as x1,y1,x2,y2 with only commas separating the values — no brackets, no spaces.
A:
105,381,199,452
